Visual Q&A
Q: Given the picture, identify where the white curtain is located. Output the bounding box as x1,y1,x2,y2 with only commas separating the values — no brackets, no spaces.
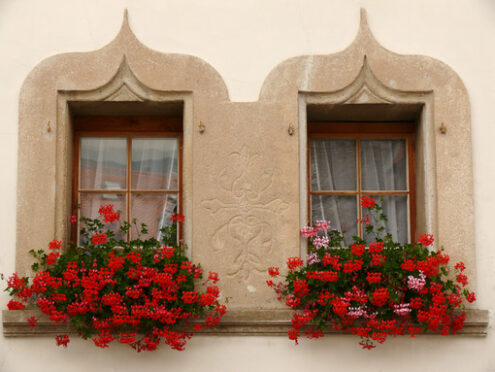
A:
360,140,407,243
131,138,178,240
311,139,357,244
311,139,408,244
80,137,178,241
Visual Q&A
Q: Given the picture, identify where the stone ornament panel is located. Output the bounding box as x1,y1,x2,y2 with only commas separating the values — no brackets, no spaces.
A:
14,9,480,326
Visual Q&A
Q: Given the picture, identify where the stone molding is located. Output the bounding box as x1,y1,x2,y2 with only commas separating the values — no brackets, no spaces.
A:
3,309,489,337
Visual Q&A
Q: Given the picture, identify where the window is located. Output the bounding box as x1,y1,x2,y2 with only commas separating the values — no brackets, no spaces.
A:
72,116,182,242
308,122,415,245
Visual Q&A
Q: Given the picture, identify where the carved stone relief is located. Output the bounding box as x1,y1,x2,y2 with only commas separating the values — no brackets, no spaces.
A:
201,145,288,281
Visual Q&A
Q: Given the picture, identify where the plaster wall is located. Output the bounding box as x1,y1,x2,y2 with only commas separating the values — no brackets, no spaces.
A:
1,0,494,371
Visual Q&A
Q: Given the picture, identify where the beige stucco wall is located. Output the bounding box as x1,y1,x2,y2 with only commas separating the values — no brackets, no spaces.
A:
1,0,494,371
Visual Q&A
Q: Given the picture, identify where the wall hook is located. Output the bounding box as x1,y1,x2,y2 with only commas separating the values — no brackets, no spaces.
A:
46,121,51,133
440,122,446,134
199,121,205,134
288,123,295,136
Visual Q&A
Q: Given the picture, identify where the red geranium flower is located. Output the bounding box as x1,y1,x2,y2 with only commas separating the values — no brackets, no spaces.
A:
208,271,219,283
92,233,107,245
171,213,185,222
48,240,62,250
418,234,434,246
466,292,476,303
55,334,70,347
350,244,365,256
287,257,304,271
368,242,384,253
27,316,37,327
361,196,376,208
46,251,60,265
7,300,25,310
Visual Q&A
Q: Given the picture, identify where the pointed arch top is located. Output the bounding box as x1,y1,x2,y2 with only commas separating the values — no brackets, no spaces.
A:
20,9,230,105
259,8,468,103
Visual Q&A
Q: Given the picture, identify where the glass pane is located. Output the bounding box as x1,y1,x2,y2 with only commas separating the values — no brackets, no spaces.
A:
79,193,126,242
311,195,357,245
362,195,408,244
80,138,127,190
361,139,407,191
310,139,356,191
131,138,179,190
130,193,178,241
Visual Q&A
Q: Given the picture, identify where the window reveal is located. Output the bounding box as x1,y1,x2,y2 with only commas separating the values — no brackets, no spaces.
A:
308,123,415,245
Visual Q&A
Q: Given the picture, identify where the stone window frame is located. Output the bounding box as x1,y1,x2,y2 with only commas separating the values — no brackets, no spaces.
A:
4,9,487,336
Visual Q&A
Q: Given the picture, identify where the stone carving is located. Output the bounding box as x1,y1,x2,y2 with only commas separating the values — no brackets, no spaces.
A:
202,146,288,281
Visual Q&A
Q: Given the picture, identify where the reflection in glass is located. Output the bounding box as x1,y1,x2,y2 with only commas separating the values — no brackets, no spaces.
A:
361,139,407,191
79,193,126,242
131,138,178,190
80,138,127,190
362,195,408,244
311,139,356,191
311,195,357,245
130,193,178,241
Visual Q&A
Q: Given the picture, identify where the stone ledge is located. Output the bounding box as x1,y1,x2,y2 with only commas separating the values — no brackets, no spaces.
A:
2,308,489,337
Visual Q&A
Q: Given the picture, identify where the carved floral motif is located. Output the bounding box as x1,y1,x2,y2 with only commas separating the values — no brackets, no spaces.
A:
202,146,288,281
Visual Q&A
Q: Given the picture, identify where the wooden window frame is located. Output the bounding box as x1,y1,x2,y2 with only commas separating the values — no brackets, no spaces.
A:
307,122,416,243
71,116,183,243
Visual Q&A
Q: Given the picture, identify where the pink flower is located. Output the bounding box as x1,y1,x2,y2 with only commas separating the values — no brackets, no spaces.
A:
393,303,412,316
314,220,330,231
306,253,320,265
300,226,317,238
347,306,367,319
407,271,426,291
312,236,329,249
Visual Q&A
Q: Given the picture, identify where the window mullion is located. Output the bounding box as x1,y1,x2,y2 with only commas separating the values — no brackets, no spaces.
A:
127,136,131,242
357,138,362,238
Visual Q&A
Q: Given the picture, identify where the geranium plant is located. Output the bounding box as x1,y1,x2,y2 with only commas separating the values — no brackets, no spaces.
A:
267,196,476,349
5,205,226,351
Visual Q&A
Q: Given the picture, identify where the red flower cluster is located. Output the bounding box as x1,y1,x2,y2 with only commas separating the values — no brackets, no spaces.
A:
49,240,62,250
5,206,226,352
350,244,365,256
269,205,476,349
7,300,25,310
361,196,376,208
418,233,434,246
92,233,107,245
366,272,381,284
287,257,304,271
171,213,185,222
56,334,70,347
96,204,120,223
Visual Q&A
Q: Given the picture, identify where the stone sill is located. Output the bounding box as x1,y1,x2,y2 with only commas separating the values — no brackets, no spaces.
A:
2,308,489,337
